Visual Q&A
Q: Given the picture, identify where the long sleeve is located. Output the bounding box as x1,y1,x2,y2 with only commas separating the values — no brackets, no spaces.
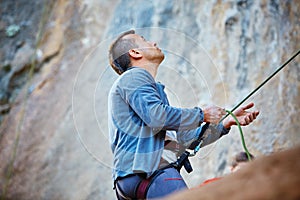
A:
119,68,204,132
199,123,230,147
108,67,206,180
176,123,230,149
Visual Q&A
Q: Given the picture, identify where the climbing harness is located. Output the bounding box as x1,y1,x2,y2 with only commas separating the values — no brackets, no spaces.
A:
175,49,300,172
114,166,183,199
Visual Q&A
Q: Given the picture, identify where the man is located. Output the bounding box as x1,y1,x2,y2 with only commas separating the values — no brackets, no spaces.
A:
108,30,259,199
231,151,255,172
198,151,255,187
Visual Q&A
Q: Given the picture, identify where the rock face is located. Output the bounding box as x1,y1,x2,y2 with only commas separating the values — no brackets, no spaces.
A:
0,0,299,199
0,0,47,123
163,145,300,200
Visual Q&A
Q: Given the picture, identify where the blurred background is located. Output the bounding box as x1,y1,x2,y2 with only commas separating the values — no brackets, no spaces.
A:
0,0,299,199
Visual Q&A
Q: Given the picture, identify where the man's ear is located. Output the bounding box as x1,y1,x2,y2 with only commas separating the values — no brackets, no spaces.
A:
129,49,143,59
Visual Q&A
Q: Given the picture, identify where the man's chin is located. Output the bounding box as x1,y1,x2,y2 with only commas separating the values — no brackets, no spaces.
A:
158,54,165,64
160,51,165,59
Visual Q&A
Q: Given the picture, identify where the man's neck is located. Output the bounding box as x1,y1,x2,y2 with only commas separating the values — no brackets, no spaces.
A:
132,62,159,79
143,64,158,78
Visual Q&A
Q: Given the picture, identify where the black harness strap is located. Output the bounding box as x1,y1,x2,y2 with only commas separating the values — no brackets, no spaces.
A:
171,123,210,173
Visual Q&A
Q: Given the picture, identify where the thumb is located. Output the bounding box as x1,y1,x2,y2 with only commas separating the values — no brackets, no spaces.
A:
242,102,254,110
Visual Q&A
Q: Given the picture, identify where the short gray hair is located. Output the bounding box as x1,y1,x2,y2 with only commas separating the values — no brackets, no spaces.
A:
108,30,138,75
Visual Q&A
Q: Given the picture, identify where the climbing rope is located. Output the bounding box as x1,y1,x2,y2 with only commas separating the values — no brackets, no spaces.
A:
221,49,300,122
190,49,300,159
216,49,300,160
220,49,300,160
190,110,252,161
226,110,252,161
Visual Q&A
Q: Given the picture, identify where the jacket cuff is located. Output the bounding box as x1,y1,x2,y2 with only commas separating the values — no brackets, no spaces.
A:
219,123,230,137
196,107,204,126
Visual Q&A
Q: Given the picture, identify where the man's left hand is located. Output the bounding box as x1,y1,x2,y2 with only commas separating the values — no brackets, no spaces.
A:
223,102,259,129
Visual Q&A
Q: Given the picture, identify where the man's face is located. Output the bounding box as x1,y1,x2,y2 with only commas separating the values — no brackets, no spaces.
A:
231,162,248,172
124,34,165,63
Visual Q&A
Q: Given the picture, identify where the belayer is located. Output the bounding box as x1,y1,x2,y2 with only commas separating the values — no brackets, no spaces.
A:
107,30,259,199
197,151,255,187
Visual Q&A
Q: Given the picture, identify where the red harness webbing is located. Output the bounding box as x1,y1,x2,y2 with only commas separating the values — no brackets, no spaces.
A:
136,177,152,199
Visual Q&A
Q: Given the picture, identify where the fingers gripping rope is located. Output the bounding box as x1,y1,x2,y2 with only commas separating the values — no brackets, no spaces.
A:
226,110,252,161
190,111,252,161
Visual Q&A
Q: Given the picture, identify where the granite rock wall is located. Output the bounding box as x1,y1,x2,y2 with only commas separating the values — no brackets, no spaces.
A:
0,0,299,199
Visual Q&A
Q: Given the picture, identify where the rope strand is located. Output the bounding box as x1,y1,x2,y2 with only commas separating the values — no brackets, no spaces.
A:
221,49,300,122
226,110,252,161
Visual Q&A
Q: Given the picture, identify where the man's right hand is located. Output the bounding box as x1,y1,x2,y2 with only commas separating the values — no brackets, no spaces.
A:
203,105,226,124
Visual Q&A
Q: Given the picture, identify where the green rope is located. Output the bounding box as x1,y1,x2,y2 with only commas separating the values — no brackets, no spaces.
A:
191,49,300,160
225,110,252,161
